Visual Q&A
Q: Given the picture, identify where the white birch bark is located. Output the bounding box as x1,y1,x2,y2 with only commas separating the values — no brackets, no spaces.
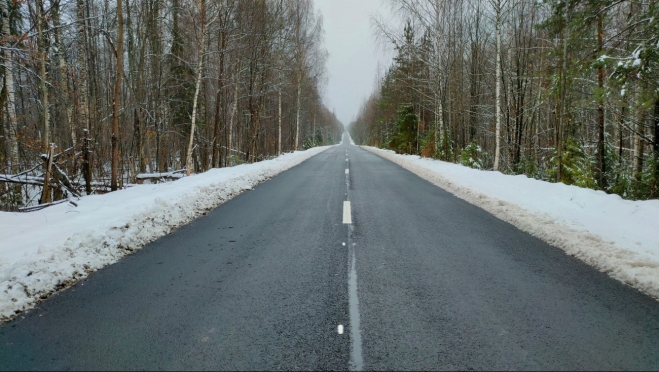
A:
227,63,239,165
52,2,74,146
278,83,282,155
493,0,502,171
186,0,208,176
433,0,444,157
295,78,301,150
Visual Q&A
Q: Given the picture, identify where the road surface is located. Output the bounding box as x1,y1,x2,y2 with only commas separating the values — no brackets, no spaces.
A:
2,134,659,370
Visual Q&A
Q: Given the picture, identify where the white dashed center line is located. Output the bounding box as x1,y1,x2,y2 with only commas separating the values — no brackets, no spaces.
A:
343,201,352,224
338,324,344,334
345,168,349,175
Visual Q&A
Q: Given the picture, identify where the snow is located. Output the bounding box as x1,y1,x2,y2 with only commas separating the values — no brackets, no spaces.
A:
363,146,659,299
631,48,643,67
0,146,331,321
342,131,356,145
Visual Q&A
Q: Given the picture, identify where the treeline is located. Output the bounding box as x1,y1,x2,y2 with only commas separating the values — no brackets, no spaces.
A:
0,0,342,211
350,0,659,200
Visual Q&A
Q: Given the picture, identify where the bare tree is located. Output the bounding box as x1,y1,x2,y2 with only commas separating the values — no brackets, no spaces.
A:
0,0,339,210
35,0,52,204
0,0,19,173
111,0,124,191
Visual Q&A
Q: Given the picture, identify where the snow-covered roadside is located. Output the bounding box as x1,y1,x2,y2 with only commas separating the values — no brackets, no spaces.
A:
344,131,356,145
0,146,331,322
363,146,659,299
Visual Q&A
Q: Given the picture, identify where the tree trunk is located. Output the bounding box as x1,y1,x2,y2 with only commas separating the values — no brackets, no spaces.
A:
295,76,301,150
654,95,659,179
83,133,92,195
37,0,52,203
493,0,502,171
557,3,571,182
634,111,646,178
212,32,225,168
186,0,207,176
133,108,146,173
40,145,54,204
227,63,239,166
619,105,625,159
77,0,92,193
1,0,19,172
596,12,607,189
278,83,282,156
52,0,75,146
433,0,442,157
111,0,124,191
469,40,480,143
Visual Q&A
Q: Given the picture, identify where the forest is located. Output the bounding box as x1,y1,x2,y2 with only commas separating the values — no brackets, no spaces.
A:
350,0,659,200
0,0,342,211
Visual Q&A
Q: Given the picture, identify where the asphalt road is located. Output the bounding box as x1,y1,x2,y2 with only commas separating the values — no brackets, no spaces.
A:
1,134,659,370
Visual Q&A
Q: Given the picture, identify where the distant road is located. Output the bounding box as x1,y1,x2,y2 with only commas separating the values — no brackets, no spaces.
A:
2,133,659,370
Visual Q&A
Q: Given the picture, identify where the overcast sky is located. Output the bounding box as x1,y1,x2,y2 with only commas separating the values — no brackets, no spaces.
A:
315,0,393,128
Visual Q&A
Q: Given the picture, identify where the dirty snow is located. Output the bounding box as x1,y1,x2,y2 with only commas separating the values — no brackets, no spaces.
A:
363,146,659,299
0,146,330,321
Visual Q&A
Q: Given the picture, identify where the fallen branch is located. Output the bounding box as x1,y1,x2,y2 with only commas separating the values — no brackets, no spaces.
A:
40,154,81,198
0,174,51,187
135,169,186,184
18,198,74,212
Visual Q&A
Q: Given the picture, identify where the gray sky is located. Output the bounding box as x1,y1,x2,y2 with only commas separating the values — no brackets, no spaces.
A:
315,0,393,128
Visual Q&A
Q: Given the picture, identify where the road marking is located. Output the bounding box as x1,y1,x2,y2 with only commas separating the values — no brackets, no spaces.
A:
338,325,344,334
348,234,364,370
345,169,349,174
342,242,346,246
343,201,352,224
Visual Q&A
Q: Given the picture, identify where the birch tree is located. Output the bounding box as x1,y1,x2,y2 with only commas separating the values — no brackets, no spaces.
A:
0,0,338,210
186,0,213,176
491,0,505,171
353,0,658,199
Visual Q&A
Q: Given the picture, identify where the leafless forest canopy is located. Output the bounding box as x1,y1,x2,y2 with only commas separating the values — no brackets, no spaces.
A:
0,0,342,210
350,0,659,200
2,0,658,212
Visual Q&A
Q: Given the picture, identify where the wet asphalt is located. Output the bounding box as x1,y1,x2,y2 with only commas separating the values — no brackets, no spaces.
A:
1,135,659,370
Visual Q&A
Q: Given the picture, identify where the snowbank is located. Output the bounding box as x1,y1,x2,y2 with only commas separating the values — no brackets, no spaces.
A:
363,146,659,299
341,131,356,145
0,146,331,321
